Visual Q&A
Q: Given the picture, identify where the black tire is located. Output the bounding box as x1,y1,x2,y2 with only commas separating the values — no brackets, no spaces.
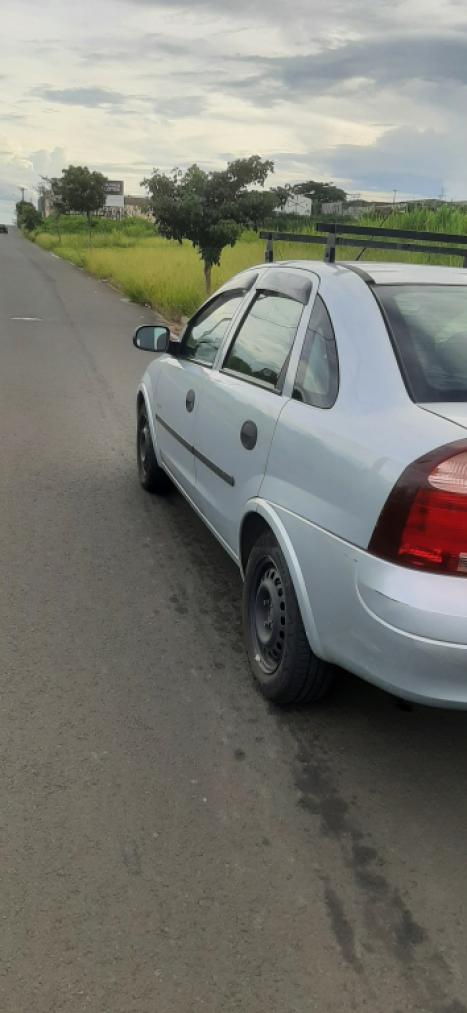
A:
137,403,172,494
243,531,335,705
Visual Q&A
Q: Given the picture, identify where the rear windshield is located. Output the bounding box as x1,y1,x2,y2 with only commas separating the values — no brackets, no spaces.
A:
376,284,467,402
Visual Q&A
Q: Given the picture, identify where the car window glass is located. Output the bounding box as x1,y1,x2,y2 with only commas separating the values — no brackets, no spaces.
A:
376,284,467,402
293,295,338,408
182,292,244,366
223,292,304,390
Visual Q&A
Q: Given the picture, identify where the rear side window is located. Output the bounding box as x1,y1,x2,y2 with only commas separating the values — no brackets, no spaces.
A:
292,295,339,408
223,292,304,391
376,284,467,402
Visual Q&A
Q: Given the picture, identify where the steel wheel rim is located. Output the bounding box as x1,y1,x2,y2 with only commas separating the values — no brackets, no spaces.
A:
250,556,287,676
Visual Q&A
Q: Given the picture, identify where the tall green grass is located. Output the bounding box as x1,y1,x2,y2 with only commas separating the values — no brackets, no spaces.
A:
31,207,467,321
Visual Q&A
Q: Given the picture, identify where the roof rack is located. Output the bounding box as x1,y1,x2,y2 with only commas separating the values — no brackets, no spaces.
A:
259,223,467,267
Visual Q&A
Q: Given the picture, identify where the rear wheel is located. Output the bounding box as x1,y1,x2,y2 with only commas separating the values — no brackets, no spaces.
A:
243,532,335,705
137,403,171,494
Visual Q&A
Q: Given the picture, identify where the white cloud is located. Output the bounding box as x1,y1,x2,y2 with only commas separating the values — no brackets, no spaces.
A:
0,0,466,220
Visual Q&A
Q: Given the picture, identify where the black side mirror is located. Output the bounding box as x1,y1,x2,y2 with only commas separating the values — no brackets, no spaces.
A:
133,324,171,353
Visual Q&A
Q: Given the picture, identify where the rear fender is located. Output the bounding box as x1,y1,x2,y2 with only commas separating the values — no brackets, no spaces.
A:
240,498,324,658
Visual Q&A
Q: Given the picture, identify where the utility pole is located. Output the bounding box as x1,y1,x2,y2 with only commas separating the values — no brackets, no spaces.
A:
392,189,397,205
20,187,25,203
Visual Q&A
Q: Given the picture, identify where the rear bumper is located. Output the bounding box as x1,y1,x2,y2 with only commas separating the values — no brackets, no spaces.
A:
356,554,467,645
271,504,467,707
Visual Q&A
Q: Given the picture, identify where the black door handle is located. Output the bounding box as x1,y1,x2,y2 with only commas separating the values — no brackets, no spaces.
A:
240,420,257,450
186,389,195,413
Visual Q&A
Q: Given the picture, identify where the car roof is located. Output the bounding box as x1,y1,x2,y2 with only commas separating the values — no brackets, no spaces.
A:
259,260,467,286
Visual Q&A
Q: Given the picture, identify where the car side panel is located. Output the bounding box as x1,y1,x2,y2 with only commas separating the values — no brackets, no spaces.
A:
194,371,288,552
151,355,202,497
261,400,466,550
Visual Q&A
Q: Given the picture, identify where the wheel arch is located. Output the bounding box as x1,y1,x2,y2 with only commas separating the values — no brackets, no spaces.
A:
239,499,324,658
136,382,162,465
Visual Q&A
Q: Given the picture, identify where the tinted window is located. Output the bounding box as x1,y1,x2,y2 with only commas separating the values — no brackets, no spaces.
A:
376,285,467,402
182,291,244,366
293,296,338,408
223,292,303,390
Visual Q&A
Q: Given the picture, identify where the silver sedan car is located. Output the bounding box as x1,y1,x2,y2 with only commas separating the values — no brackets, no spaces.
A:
133,260,467,708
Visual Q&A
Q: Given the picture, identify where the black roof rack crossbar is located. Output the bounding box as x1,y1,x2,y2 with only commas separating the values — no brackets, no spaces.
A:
260,231,326,246
327,236,467,259
316,221,467,246
259,226,467,267
260,232,324,264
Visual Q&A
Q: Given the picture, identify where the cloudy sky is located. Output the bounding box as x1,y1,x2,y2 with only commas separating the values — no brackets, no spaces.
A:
1,0,467,221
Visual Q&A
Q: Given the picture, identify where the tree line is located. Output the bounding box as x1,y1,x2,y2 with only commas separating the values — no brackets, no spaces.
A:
22,160,347,293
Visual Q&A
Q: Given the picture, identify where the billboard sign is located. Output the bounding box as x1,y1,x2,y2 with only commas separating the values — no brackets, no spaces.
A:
104,180,124,196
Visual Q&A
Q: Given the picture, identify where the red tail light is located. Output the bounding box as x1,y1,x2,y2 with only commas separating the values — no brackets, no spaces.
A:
369,441,467,576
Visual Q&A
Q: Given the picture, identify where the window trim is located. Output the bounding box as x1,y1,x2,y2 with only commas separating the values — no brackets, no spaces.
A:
220,289,307,395
221,367,283,395
179,289,248,369
291,294,340,410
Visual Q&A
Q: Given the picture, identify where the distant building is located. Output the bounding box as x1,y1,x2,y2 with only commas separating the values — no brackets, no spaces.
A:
37,178,125,219
37,188,53,217
124,195,152,220
278,194,312,217
102,180,124,219
325,198,449,217
321,200,412,218
321,201,373,217
321,200,345,216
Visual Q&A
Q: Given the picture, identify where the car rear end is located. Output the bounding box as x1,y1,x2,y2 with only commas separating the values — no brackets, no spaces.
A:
359,276,467,703
353,438,467,707
268,266,467,706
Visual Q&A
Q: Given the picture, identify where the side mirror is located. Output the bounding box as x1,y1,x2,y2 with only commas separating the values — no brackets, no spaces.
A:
133,324,171,353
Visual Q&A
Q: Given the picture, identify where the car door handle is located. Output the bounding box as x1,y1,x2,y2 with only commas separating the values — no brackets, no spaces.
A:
240,420,257,450
186,389,195,413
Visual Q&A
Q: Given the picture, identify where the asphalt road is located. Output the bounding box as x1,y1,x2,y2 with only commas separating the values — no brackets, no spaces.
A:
1,228,467,1013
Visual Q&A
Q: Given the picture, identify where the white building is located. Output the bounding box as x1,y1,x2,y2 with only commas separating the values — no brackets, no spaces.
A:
280,194,312,217
124,195,152,220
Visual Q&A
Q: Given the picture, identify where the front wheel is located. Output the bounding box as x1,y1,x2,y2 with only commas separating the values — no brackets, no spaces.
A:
137,403,172,494
243,532,335,705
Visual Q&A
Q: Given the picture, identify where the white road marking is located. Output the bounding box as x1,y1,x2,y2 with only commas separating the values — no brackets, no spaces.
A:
11,316,42,321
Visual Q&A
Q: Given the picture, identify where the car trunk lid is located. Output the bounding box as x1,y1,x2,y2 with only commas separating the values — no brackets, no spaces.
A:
420,403,467,431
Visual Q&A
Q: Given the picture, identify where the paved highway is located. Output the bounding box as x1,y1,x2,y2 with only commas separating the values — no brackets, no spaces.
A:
1,228,467,1013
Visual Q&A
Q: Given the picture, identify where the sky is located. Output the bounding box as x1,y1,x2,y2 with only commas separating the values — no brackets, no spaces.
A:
1,0,467,222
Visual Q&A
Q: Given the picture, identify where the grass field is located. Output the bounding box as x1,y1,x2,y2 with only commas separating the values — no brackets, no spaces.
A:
30,206,467,322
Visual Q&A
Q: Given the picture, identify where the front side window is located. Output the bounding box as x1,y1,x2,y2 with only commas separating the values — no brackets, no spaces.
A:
223,292,304,390
376,284,467,402
182,291,244,366
293,295,339,408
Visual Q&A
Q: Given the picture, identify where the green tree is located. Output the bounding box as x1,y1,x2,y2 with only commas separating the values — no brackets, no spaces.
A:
292,180,347,209
142,156,276,293
273,185,293,210
16,200,41,231
50,165,108,228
